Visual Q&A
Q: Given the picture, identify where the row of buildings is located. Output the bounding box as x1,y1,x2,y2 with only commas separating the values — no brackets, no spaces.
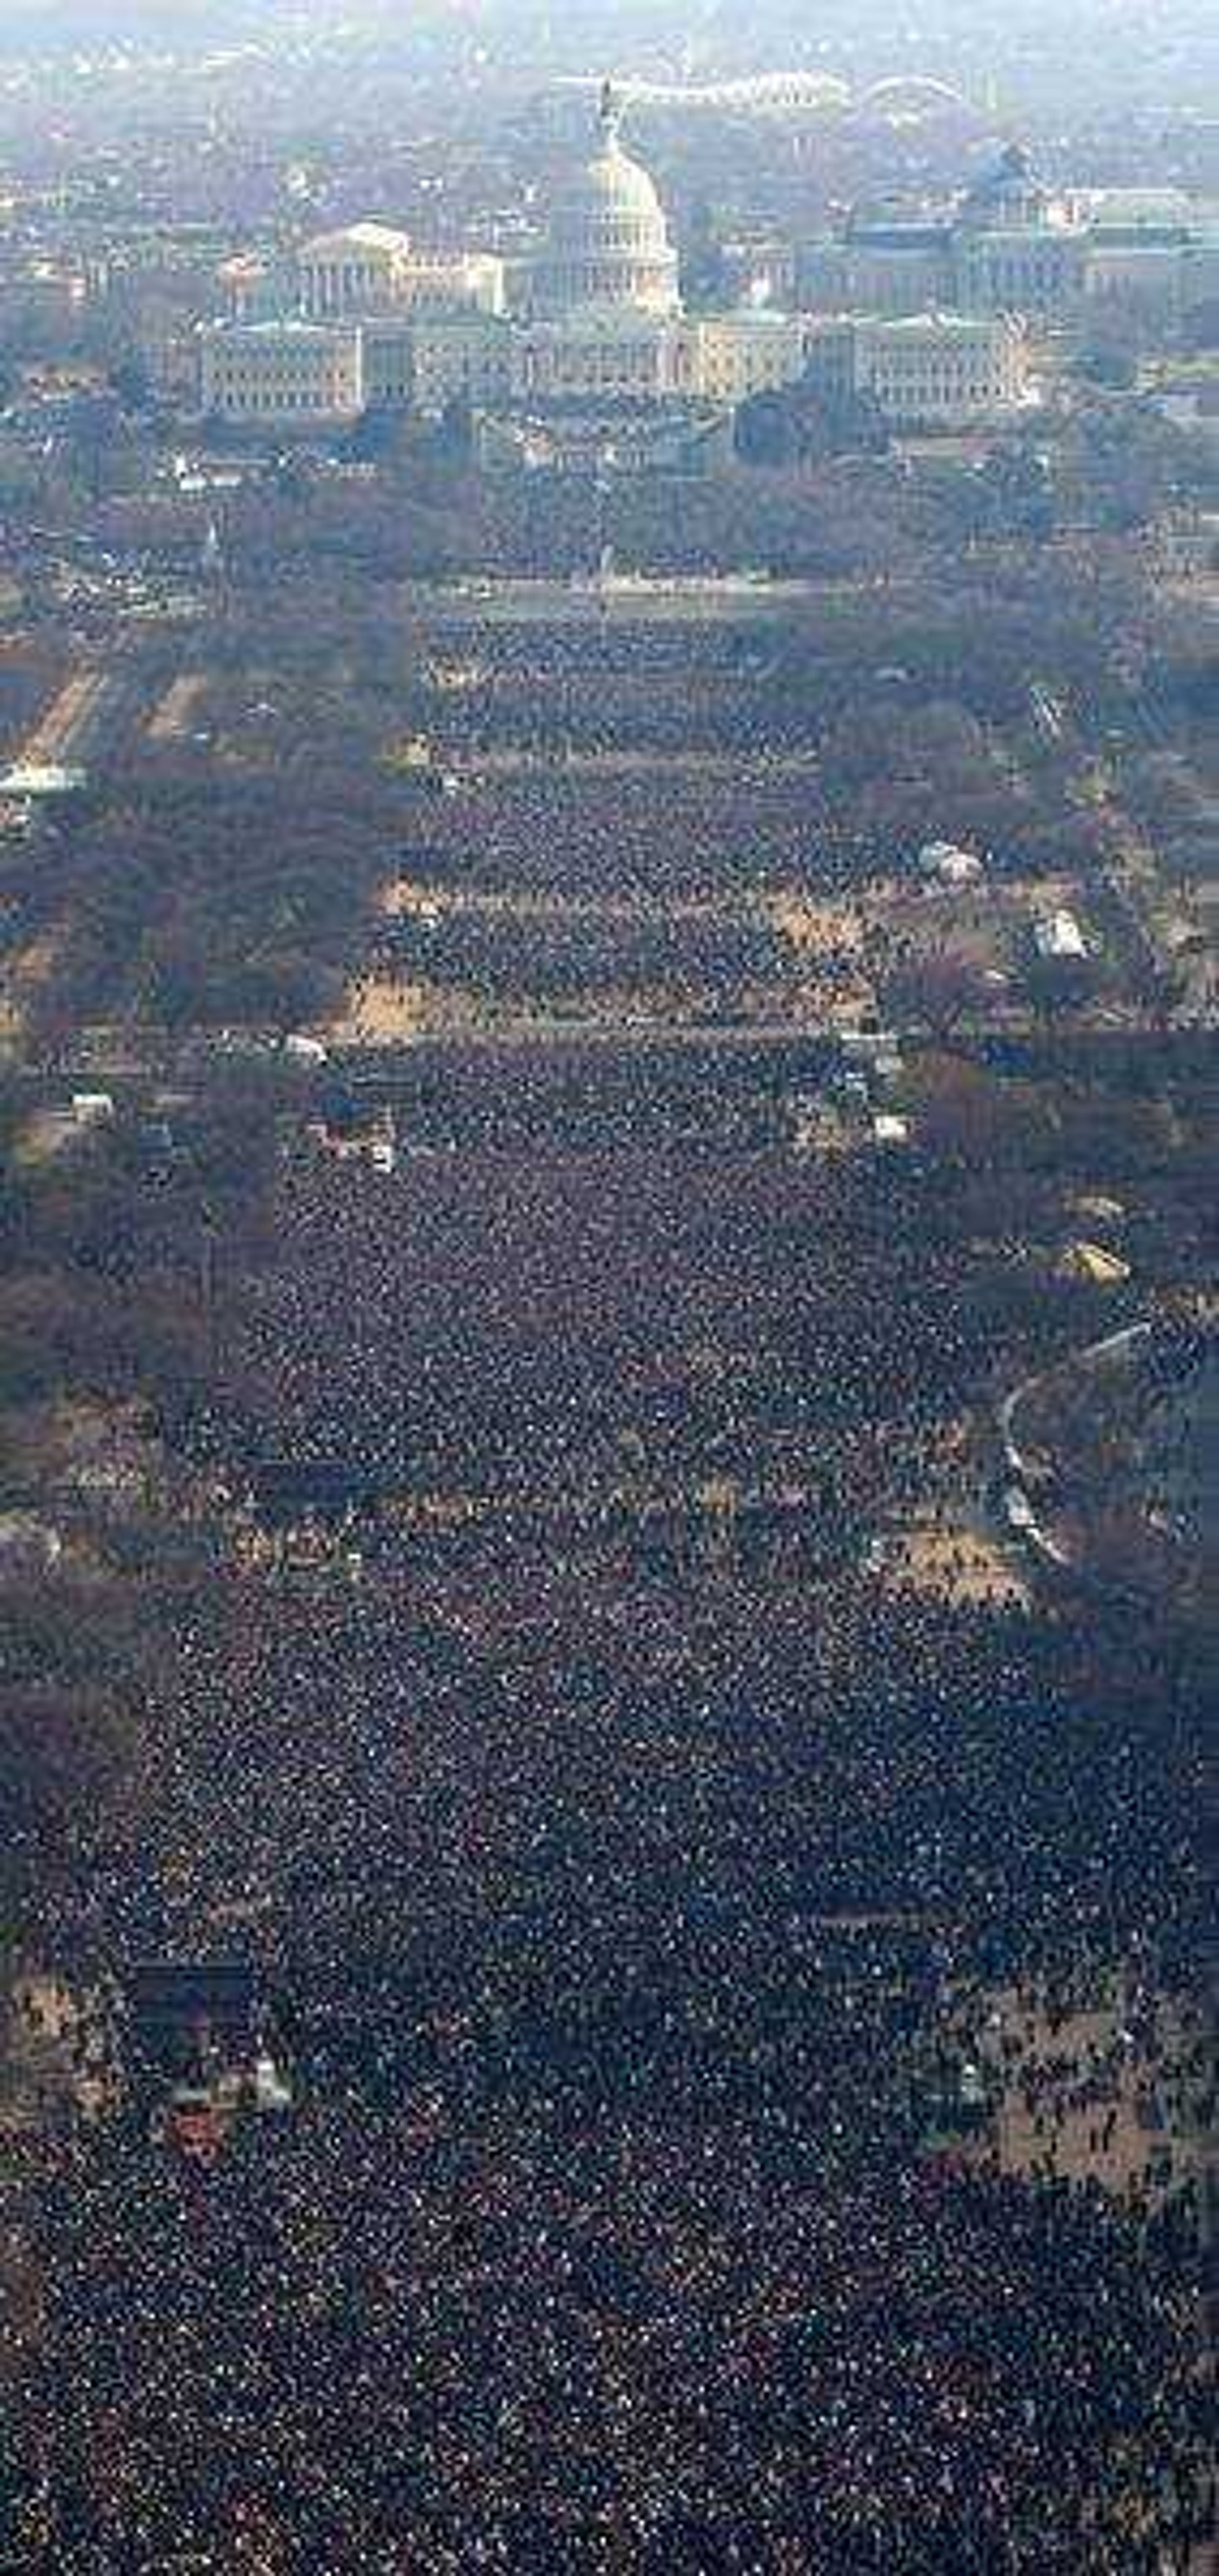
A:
199,299,1027,432
196,95,1212,441
198,90,1031,437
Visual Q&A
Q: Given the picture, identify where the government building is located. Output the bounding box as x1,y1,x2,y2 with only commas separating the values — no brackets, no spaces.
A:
803,309,1028,431
197,87,1031,437
799,145,1219,334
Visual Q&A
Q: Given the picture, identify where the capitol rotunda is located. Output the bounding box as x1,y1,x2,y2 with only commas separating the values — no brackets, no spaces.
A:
530,83,681,319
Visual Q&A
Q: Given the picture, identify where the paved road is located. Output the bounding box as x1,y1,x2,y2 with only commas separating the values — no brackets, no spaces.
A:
440,748,821,776
413,577,868,628
386,886,775,926
340,1013,845,1054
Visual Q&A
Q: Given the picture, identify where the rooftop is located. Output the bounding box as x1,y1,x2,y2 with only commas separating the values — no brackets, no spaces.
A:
299,221,414,261
869,308,1015,336
200,316,358,343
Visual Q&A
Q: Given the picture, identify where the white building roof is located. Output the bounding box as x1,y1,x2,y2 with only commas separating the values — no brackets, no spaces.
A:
549,119,668,236
299,222,414,262
873,308,1012,337
1034,909,1088,959
1083,188,1195,226
919,840,983,880
0,761,86,794
200,316,357,343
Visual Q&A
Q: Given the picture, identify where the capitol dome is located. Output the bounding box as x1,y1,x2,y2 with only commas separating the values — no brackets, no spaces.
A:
531,83,681,319
958,143,1062,234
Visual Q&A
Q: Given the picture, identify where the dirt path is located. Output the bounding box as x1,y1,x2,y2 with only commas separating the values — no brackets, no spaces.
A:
0,932,60,1048
381,879,761,927
950,1971,1212,2207
18,668,120,770
148,672,206,744
879,1509,1030,1609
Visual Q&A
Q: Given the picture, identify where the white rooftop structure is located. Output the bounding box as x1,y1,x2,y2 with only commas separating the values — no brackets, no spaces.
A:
0,760,86,795
1034,909,1089,960
299,221,416,262
253,2052,293,2112
919,840,983,883
1082,188,1197,231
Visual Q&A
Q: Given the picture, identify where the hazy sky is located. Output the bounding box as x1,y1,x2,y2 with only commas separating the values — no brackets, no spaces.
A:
3,0,1214,125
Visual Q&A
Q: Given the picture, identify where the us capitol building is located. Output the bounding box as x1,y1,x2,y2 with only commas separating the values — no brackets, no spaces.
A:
198,85,1027,437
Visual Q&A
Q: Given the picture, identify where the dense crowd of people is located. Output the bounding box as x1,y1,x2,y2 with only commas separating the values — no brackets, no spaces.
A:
416,625,818,757
26,2089,1209,2569
373,904,789,1010
187,1134,1112,1514
3,615,1212,2568
11,1529,1210,2565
